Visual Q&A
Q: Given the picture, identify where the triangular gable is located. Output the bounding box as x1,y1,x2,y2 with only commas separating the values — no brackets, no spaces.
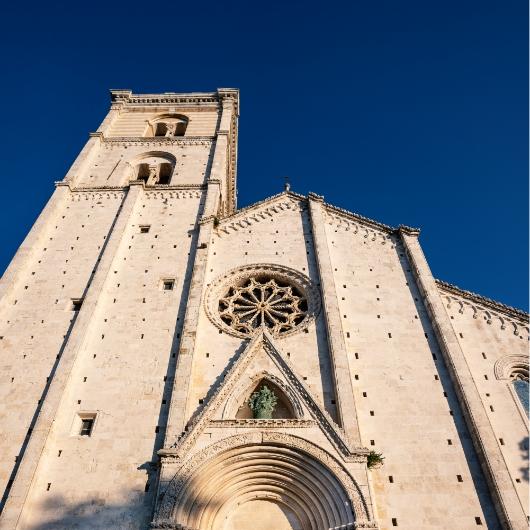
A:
216,191,306,236
164,330,366,462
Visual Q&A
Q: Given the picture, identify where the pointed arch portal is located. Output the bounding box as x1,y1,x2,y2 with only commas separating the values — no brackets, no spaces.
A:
154,434,374,530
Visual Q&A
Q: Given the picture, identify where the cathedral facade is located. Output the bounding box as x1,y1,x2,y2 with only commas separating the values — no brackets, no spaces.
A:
0,89,527,530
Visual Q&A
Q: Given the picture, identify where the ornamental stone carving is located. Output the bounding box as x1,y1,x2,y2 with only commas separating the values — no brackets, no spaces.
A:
205,264,321,338
154,432,374,528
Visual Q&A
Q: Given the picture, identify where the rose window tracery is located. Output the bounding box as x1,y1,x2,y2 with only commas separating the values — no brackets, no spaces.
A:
205,264,320,338
219,277,308,336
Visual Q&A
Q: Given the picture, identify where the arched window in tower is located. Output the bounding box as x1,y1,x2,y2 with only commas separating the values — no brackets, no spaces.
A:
510,368,529,417
149,115,188,137
130,153,176,186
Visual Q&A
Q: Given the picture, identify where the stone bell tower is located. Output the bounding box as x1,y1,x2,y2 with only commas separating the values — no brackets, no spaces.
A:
0,89,242,529
1,88,528,530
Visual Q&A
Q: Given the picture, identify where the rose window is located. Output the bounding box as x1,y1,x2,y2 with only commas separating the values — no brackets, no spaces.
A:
206,265,320,338
219,277,308,336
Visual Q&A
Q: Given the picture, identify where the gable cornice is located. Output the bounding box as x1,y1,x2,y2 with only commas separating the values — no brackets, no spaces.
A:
215,191,307,234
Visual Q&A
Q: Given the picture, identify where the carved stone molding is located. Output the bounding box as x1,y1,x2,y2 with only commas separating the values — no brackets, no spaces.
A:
221,370,305,419
210,419,315,428
437,279,529,324
102,136,213,148
67,190,125,201
439,283,529,339
205,263,321,339
494,355,529,381
216,192,306,235
155,432,373,525
323,201,398,234
324,210,395,246
143,190,203,200
167,331,365,461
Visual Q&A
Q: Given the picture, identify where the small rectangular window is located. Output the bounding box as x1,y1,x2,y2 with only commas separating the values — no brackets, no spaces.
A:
80,418,94,436
71,299,83,311
163,279,175,291
73,412,96,437
139,225,150,233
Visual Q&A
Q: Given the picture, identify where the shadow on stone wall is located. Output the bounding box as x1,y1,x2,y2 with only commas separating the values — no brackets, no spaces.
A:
25,492,153,530
520,436,529,482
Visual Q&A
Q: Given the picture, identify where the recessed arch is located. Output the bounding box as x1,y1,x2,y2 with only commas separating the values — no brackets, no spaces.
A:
494,355,529,420
222,372,303,420
147,113,189,137
126,151,176,185
154,433,372,530
494,355,529,381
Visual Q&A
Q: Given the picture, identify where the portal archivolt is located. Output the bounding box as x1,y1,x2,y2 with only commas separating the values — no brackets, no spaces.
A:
155,435,368,530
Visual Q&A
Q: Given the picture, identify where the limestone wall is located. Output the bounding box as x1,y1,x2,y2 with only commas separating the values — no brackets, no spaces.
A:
437,283,529,519
72,140,214,188
0,190,123,500
18,189,203,529
324,207,501,530
107,109,219,137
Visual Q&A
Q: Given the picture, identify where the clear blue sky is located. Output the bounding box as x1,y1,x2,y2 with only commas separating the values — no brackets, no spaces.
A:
1,0,527,310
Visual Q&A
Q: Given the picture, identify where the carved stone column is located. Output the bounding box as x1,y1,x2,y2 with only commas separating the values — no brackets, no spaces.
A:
399,227,527,530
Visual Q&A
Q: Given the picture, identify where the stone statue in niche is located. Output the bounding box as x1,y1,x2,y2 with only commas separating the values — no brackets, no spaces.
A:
248,385,278,419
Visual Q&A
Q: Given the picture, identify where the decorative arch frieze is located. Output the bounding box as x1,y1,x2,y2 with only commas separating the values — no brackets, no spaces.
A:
322,205,396,247
215,192,306,235
439,282,529,340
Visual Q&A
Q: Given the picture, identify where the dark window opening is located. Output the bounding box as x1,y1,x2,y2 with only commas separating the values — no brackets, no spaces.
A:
175,121,187,136
158,163,172,185
155,123,168,137
80,418,94,436
163,279,175,291
72,299,83,311
140,225,150,234
137,163,150,183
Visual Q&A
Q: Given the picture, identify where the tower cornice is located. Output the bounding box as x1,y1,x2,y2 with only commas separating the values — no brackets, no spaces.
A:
108,88,239,114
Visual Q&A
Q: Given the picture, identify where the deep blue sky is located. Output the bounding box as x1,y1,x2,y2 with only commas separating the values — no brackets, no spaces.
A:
1,0,528,310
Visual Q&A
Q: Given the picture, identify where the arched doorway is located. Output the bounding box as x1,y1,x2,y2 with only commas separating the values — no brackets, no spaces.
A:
157,436,365,530
222,499,302,530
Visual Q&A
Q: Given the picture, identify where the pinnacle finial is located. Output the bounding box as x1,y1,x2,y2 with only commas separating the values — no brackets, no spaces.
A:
284,176,291,192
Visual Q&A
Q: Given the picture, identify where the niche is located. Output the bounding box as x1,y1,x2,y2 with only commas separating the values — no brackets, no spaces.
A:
236,379,295,419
